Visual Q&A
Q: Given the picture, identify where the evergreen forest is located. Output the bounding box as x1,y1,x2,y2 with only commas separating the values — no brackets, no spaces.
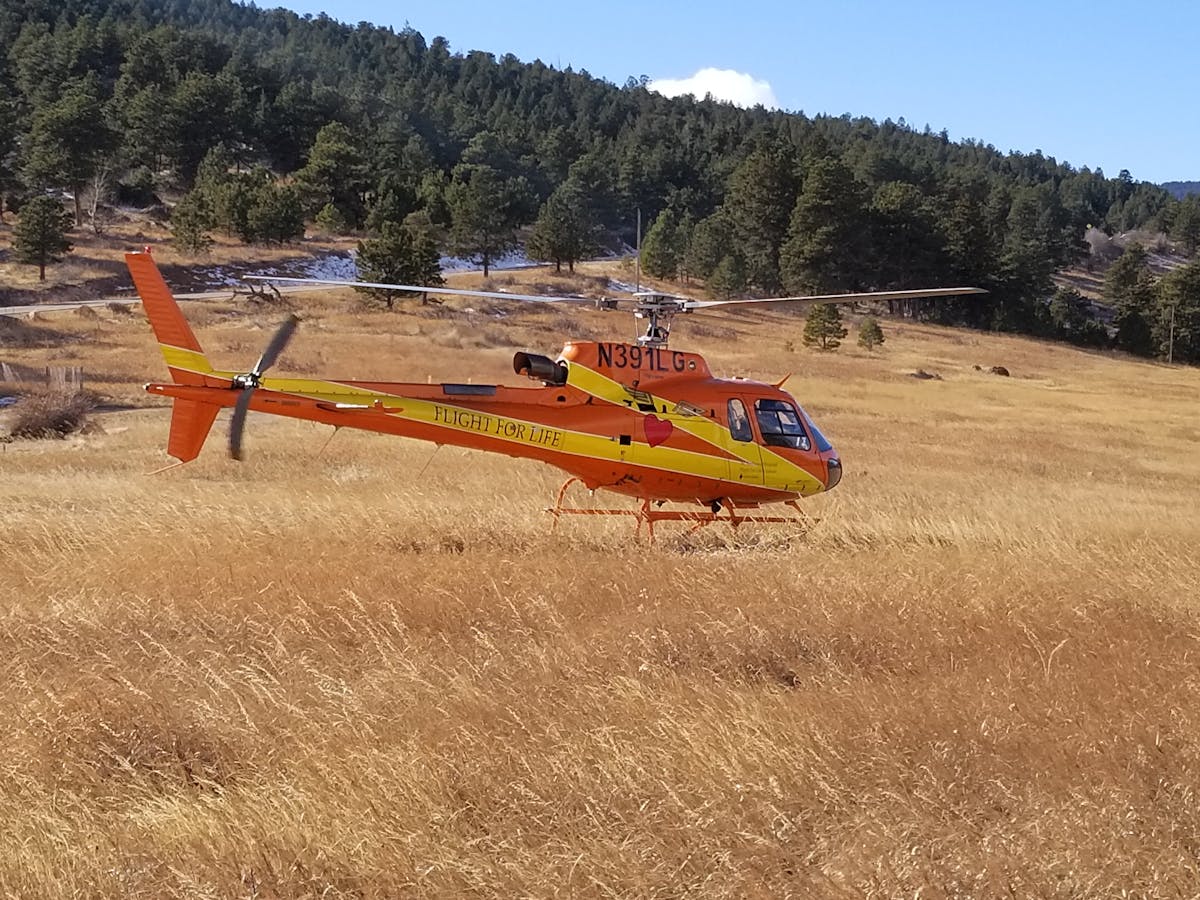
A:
2,0,1199,362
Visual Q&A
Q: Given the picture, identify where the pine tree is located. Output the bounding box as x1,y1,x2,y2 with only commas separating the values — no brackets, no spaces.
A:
314,202,350,235
1048,287,1107,347
857,316,885,351
14,195,73,281
640,208,683,280
22,74,117,226
723,139,798,292
780,158,867,294
685,211,733,281
869,181,946,289
1105,244,1157,356
166,71,246,184
527,181,597,273
294,122,371,227
171,191,214,254
366,173,418,233
1154,260,1200,364
1172,195,1200,258
446,164,519,277
0,79,18,216
707,254,746,300
1112,287,1156,357
356,221,444,308
245,184,305,244
211,175,256,241
802,304,848,351
564,148,622,233
194,143,237,196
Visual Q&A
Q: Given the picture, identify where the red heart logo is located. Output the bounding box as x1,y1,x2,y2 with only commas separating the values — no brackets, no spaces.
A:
644,415,673,447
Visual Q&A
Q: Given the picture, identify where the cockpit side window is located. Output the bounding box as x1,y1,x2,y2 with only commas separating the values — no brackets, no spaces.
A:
727,398,753,442
754,398,811,450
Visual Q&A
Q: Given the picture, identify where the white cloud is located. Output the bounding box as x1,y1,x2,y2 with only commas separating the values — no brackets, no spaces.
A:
648,68,779,109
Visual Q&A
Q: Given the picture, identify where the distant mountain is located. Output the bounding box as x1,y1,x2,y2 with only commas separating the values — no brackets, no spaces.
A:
1161,181,1200,199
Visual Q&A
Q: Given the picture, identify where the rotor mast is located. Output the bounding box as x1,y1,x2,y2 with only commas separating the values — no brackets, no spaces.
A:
632,292,686,349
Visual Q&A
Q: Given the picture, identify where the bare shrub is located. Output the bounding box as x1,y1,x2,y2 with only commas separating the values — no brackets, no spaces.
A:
0,317,73,349
7,390,95,439
222,338,255,354
429,327,465,349
531,272,609,292
472,324,510,348
688,320,738,341
246,285,295,310
278,354,322,375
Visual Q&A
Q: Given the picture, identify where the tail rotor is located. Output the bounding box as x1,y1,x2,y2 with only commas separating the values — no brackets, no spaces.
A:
229,315,300,460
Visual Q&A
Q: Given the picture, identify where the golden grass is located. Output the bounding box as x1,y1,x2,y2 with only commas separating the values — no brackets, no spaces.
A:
2,282,1200,897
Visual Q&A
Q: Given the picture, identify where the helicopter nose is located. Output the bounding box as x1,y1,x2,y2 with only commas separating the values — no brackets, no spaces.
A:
825,456,842,491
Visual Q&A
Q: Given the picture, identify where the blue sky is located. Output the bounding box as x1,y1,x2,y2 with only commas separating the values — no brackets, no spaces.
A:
270,1,1198,184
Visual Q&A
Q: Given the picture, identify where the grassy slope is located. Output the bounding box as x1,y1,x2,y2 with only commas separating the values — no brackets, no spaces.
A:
0,218,357,306
2,269,1199,898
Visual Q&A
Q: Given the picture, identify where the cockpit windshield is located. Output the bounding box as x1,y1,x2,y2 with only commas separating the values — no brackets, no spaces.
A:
797,406,833,452
754,399,811,451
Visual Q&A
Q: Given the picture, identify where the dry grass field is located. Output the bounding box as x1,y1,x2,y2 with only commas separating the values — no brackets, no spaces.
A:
2,270,1200,898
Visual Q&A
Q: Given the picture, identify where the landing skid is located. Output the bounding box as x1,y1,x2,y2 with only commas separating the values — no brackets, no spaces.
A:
546,477,817,543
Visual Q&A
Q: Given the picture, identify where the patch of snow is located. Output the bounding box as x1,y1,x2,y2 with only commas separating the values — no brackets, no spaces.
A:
243,251,359,283
181,252,360,291
439,248,538,273
196,266,239,288
175,246,550,295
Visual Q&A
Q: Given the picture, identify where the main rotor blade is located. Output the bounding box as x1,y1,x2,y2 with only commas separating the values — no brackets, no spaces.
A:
684,287,988,311
253,314,300,376
244,276,597,306
229,387,254,461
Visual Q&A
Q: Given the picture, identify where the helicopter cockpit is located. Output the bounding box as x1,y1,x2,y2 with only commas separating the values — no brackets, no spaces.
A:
727,397,832,453
754,398,811,450
726,394,840,490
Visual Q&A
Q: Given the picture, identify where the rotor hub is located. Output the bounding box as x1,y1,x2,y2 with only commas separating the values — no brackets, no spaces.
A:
632,293,688,348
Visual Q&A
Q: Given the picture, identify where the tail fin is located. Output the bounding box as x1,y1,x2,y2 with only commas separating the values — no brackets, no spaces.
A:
166,398,222,463
127,251,222,463
126,251,214,386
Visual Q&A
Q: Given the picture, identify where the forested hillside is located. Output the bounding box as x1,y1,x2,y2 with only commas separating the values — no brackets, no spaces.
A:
1163,181,1200,200
2,0,1199,362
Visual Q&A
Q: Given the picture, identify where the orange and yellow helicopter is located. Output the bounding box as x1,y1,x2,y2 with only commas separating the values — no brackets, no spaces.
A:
128,251,982,537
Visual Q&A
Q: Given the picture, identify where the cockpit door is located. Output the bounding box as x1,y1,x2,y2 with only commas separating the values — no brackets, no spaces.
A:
724,397,764,485
754,397,815,492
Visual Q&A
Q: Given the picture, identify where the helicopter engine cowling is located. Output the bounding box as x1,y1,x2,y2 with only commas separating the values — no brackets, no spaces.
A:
514,351,568,386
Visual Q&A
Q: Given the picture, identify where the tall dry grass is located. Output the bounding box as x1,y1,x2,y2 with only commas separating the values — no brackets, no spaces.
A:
2,287,1199,897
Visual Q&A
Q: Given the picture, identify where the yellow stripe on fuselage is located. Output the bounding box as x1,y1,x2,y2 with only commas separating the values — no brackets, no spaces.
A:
254,375,742,484
221,367,821,496
563,362,822,494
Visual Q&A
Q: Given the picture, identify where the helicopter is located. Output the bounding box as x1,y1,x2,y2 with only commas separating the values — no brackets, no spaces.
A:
127,251,983,538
